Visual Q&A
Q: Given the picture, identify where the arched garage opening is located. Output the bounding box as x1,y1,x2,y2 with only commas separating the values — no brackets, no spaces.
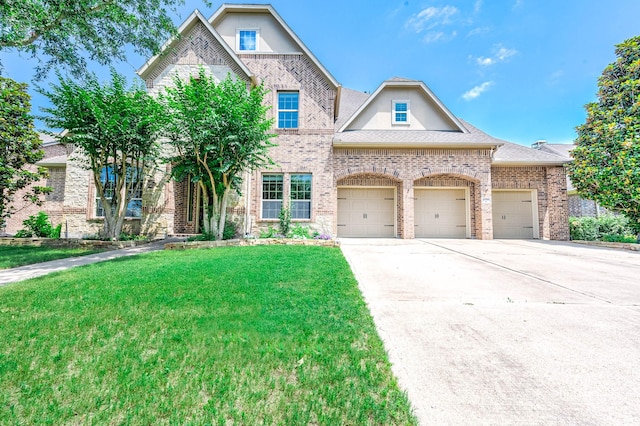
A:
413,174,479,238
336,173,402,238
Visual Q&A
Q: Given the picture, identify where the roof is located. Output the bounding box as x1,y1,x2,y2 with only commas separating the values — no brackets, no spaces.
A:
36,155,67,167
538,143,574,159
493,142,569,166
334,118,505,148
137,9,253,83
335,87,370,130
209,4,339,89
338,78,467,133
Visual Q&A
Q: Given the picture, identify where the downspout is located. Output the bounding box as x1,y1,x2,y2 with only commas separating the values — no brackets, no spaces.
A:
244,170,252,236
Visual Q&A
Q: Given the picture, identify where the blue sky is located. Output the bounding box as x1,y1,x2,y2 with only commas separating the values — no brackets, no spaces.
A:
2,0,639,146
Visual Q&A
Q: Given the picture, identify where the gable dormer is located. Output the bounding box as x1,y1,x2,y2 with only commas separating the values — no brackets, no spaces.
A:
339,78,467,132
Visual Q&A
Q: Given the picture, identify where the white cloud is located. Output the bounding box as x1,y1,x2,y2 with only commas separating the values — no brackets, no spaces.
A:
474,44,518,66
467,26,490,37
406,6,459,34
474,0,483,13
513,0,524,9
462,81,494,101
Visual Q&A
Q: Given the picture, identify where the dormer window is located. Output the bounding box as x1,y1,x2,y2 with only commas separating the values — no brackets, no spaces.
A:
237,29,259,51
392,100,410,125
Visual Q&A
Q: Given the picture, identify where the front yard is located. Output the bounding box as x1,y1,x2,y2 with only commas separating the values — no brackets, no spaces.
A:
0,245,107,269
0,245,416,424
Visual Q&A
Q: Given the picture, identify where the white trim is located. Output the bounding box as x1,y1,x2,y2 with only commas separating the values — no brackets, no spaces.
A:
392,99,410,125
236,28,260,52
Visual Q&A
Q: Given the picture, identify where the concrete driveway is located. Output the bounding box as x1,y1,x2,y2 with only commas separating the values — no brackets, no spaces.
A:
340,239,640,425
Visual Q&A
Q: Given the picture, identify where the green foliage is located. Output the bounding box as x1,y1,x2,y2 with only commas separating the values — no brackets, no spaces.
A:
0,77,50,228
161,69,276,240
569,36,640,235
0,247,417,424
40,69,163,240
14,211,60,238
259,226,278,238
187,220,237,241
290,223,312,239
0,0,211,80
279,202,292,236
569,215,635,241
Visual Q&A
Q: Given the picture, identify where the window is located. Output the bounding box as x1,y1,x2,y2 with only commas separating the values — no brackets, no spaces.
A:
238,29,258,51
262,174,283,219
278,92,299,129
96,165,142,218
392,100,410,124
290,174,311,219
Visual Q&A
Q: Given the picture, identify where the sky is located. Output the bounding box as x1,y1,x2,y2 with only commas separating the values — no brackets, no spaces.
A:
2,0,640,147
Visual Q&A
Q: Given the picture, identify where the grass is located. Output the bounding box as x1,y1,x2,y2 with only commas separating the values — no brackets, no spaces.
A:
0,245,108,269
0,246,417,425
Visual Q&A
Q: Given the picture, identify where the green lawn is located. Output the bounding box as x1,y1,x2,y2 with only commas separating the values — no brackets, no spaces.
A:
0,246,417,425
0,245,107,269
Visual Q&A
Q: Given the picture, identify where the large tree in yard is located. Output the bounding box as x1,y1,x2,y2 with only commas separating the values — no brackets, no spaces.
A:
0,0,207,79
0,76,49,229
162,69,275,240
40,70,163,240
569,36,640,240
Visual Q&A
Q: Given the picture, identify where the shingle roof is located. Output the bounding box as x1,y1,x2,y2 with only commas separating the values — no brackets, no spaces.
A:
538,143,574,159
335,87,369,130
493,142,569,165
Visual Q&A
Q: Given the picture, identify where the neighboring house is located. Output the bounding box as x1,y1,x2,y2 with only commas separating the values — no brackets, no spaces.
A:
4,4,570,240
532,140,608,217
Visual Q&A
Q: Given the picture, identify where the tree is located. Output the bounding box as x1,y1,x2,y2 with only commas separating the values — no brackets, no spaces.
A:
569,36,640,240
0,76,49,229
0,0,208,79
161,69,276,240
40,70,163,239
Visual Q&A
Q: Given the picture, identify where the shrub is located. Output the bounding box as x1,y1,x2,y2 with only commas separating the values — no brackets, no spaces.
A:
290,224,312,239
259,226,278,239
188,220,237,241
279,203,291,236
14,212,60,238
569,215,635,242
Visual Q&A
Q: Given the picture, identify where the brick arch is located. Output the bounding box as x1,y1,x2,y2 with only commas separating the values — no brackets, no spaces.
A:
412,167,482,182
334,166,404,184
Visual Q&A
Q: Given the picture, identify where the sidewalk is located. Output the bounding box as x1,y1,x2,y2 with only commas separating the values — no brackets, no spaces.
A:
0,238,183,286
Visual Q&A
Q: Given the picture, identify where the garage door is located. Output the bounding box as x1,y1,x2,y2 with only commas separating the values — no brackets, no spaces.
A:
492,190,536,239
337,188,395,237
414,188,468,238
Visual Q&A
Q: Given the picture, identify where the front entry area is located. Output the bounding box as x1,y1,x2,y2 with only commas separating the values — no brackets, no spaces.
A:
414,188,469,238
492,190,538,239
337,188,396,237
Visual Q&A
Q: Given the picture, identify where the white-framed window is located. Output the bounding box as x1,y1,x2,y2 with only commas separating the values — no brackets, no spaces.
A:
96,165,142,218
278,91,299,129
392,100,410,125
261,174,283,219
237,29,259,51
290,174,311,220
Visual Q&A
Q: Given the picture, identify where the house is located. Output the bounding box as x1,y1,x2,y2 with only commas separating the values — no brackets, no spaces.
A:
531,140,608,218
3,4,570,240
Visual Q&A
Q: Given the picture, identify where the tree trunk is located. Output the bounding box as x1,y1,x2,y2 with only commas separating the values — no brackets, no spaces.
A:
217,187,231,241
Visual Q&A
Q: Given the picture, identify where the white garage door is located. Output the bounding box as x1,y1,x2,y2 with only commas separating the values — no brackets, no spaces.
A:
414,188,468,238
492,190,536,239
337,188,395,237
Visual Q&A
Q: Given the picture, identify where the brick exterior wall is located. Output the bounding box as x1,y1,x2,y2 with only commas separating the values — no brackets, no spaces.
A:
333,148,493,239
2,143,68,235
491,166,569,240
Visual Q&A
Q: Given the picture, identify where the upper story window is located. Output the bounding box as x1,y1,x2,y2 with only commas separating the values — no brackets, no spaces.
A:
278,91,299,129
392,100,410,125
237,29,259,51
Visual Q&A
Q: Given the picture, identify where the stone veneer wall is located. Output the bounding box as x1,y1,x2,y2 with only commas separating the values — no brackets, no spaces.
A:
491,166,569,240
333,148,493,239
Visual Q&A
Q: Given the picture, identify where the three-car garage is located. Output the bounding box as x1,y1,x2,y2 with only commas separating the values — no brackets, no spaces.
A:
336,186,538,239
